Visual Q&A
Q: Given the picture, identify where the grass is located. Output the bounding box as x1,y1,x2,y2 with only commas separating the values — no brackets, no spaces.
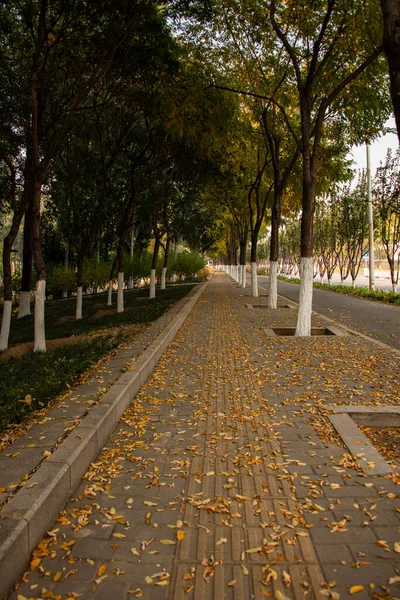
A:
277,275,400,306
6,285,195,344
0,335,124,434
0,284,195,435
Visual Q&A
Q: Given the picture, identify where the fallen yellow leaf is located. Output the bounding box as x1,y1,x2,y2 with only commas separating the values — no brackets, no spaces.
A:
350,585,364,594
30,557,41,570
97,564,107,577
177,530,185,541
216,537,227,545
53,571,63,582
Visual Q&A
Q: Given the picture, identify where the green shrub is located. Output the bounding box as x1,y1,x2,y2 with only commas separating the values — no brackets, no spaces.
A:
172,251,205,280
277,275,400,305
47,267,76,298
126,251,153,282
83,258,111,290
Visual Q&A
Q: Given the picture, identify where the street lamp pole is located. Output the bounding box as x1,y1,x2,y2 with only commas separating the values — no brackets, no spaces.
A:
366,144,375,290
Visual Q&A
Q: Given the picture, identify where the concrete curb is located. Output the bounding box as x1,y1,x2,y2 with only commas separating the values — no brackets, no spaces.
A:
0,282,207,599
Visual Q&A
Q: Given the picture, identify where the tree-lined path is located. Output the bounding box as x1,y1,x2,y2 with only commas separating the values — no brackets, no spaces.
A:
8,272,400,600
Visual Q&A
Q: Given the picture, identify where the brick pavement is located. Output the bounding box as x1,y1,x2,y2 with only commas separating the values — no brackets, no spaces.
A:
7,272,400,600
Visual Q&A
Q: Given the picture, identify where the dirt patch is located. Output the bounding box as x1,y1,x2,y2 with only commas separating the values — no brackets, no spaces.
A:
55,315,76,325
91,305,149,320
0,336,93,362
0,323,145,363
91,308,114,320
360,426,400,467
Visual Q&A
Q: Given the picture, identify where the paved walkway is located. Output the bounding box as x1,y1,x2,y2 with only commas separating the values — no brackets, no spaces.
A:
6,273,400,600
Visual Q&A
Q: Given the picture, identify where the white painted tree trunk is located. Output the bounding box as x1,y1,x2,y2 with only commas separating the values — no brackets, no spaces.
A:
320,276,324,284
295,257,313,337
351,278,356,288
76,286,83,320
172,273,176,283
161,267,167,290
268,261,278,309
117,272,124,313
18,291,31,318
341,279,345,285
107,281,113,306
242,265,246,288
251,262,258,297
393,283,398,293
0,300,12,351
328,278,332,285
128,276,134,289
34,280,46,352
150,269,156,298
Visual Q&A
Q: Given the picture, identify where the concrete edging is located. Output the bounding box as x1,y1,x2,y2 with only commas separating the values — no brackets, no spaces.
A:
326,405,400,476
0,282,206,599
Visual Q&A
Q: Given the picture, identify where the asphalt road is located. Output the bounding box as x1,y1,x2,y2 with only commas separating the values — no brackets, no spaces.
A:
256,275,400,352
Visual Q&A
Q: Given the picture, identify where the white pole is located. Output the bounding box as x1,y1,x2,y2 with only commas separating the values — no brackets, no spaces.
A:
366,144,375,290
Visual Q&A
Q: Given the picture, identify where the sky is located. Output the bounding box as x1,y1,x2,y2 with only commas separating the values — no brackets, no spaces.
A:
348,116,399,175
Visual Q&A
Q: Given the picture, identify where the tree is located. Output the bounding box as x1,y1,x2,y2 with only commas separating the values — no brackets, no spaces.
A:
269,0,390,335
337,172,369,287
373,147,400,291
314,196,339,284
380,0,400,142
0,154,29,351
1,0,164,351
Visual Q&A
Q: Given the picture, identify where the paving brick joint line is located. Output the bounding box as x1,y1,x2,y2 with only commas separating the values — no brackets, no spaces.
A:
4,273,400,600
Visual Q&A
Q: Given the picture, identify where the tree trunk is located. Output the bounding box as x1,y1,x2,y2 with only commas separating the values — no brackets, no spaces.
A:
239,241,246,288
18,158,34,318
268,262,278,309
0,234,16,351
107,281,113,305
76,253,84,320
268,189,282,309
250,232,258,297
117,272,124,313
19,200,34,317
32,174,47,352
62,244,69,298
381,0,400,143
295,168,316,336
161,267,167,290
150,237,160,299
161,237,170,290
116,245,125,314
34,279,46,352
